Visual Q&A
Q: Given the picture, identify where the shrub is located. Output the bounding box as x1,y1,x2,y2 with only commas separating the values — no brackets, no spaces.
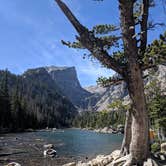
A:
151,142,160,153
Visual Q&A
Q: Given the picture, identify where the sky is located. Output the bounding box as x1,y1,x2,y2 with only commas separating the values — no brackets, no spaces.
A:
0,0,165,86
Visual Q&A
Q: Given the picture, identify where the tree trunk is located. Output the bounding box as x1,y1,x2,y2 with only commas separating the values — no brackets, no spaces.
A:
119,0,149,164
55,0,150,164
127,65,149,165
121,110,132,156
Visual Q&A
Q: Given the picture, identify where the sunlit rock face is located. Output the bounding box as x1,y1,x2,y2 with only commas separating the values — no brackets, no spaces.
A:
144,64,166,93
45,66,91,109
44,66,128,111
23,65,166,112
84,82,128,111
84,65,166,111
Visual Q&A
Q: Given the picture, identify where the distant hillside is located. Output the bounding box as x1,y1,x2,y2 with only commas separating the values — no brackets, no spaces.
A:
1,65,165,126
84,65,166,111
45,66,91,109
84,82,128,111
0,68,77,129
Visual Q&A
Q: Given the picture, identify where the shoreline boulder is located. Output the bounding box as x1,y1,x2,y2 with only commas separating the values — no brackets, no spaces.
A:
6,162,21,166
43,144,54,149
43,143,57,158
43,149,57,158
161,142,166,153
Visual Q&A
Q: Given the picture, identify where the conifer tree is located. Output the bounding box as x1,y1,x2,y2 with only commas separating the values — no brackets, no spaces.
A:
0,69,12,128
55,0,166,164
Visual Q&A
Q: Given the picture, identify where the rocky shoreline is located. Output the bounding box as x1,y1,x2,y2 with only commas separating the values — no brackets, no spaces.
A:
63,150,166,166
0,131,165,166
81,125,124,134
63,150,121,166
0,132,77,166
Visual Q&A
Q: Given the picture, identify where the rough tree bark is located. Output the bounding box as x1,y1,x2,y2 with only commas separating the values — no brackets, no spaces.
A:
127,71,149,165
119,0,149,164
55,0,150,165
120,110,132,156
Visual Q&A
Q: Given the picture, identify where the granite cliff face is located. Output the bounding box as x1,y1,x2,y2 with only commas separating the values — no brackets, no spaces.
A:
42,66,128,111
84,65,166,111
21,65,166,112
84,82,128,111
44,66,91,109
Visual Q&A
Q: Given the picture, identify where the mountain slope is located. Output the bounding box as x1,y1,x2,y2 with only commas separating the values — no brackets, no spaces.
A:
0,68,77,128
84,65,166,111
23,65,166,112
1,65,165,117
45,66,91,109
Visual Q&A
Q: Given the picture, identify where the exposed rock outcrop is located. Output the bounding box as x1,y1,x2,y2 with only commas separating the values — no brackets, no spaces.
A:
62,150,121,166
45,66,91,109
63,150,164,166
3,65,164,113
84,65,166,111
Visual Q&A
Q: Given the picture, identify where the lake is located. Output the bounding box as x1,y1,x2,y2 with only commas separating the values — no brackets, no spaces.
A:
0,129,123,166
35,129,123,159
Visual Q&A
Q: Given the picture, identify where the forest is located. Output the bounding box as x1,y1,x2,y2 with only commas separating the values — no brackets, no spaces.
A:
0,69,77,132
73,71,166,143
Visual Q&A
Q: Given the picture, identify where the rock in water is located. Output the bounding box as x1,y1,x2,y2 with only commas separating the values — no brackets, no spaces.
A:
43,149,57,158
43,144,54,149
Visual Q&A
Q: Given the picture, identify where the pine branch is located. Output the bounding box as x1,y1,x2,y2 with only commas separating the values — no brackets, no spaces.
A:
55,0,125,75
147,22,165,30
92,24,120,35
61,40,85,49
142,32,166,69
61,35,121,50
97,75,124,87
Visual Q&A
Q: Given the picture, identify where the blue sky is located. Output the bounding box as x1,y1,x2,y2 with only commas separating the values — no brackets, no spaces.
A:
0,0,165,86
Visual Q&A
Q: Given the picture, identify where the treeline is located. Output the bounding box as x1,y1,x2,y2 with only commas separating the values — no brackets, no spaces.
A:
72,110,125,129
0,69,77,132
146,69,166,140
73,67,166,140
0,70,38,131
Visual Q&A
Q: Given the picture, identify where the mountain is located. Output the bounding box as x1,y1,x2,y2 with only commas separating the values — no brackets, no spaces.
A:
0,64,165,131
84,82,128,111
0,68,77,128
1,64,165,120
45,66,91,109
84,65,166,111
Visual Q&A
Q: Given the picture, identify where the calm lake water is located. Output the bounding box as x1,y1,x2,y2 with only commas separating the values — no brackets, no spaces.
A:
35,129,123,159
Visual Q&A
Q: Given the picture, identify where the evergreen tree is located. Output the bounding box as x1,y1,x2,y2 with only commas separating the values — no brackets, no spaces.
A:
146,70,166,140
55,0,165,164
0,69,12,128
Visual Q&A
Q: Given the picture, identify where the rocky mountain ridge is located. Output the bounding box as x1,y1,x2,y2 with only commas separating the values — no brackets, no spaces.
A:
26,66,128,111
23,65,166,112
84,65,166,111
44,66,91,109
2,65,165,113
0,68,77,128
